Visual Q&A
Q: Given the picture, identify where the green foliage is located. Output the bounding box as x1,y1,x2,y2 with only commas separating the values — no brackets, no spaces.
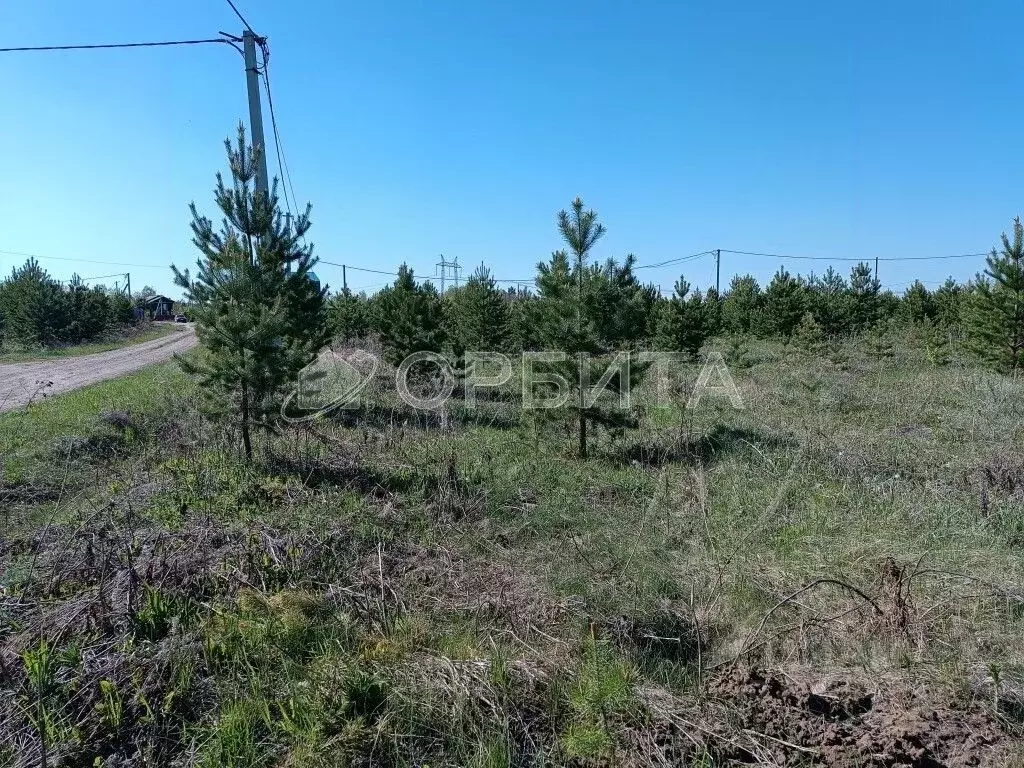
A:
444,264,511,353
533,199,648,458
934,277,964,328
371,263,445,366
97,679,125,731
806,267,850,336
197,589,390,767
0,259,133,348
560,636,636,759
585,254,659,348
919,316,952,367
721,274,762,334
561,722,613,759
848,261,882,331
327,288,371,341
134,585,197,641
469,735,513,768
793,311,826,354
966,216,1024,373
760,267,806,337
172,123,328,459
902,280,937,324
508,293,543,350
865,318,898,359
198,698,269,768
656,277,718,360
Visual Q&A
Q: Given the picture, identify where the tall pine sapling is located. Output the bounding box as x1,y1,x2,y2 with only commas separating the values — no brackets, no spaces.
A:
371,263,445,366
535,199,646,459
444,264,511,354
849,262,881,332
721,274,762,335
328,288,371,341
172,124,327,460
967,217,1024,374
760,267,806,338
655,278,716,361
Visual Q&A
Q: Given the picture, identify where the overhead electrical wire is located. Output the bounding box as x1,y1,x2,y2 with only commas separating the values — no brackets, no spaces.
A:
261,57,297,226
0,249,165,269
263,66,301,218
0,38,237,54
224,0,258,37
718,248,988,263
634,250,715,270
80,273,128,282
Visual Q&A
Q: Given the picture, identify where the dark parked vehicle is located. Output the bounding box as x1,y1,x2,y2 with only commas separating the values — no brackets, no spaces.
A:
174,314,188,323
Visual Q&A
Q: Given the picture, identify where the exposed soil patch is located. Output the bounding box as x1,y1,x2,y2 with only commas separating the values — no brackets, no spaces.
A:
692,666,1010,767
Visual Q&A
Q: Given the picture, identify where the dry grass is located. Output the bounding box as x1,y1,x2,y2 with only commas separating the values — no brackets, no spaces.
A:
2,334,1024,766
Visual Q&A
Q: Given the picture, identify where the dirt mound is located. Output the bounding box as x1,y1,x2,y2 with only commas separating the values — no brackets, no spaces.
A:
698,666,1008,767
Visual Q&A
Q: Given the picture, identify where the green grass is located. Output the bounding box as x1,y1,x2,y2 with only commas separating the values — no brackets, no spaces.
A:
0,322,179,363
3,332,1024,766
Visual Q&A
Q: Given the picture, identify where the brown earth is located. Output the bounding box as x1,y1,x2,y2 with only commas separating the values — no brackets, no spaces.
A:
0,324,196,413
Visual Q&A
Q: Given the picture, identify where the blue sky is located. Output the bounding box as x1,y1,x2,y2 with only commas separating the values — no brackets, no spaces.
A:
1,1,1021,298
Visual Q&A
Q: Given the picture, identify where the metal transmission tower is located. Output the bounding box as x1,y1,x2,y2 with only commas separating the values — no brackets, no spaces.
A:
435,255,461,293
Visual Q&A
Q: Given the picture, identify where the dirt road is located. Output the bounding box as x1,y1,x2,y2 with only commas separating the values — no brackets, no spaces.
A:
0,325,197,413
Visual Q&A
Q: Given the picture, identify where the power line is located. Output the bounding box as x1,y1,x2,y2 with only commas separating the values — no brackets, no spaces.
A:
318,262,399,276
634,250,715,270
0,38,235,53
719,248,988,263
259,43,301,225
317,259,534,285
224,0,258,37
0,249,166,269
263,68,294,221
80,273,127,282
261,57,299,227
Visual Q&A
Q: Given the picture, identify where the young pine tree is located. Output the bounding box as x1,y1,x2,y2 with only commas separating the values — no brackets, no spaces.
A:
0,258,67,347
920,316,952,367
848,262,881,332
535,199,646,459
807,267,851,337
586,255,659,348
444,264,511,354
327,288,370,341
934,277,964,329
901,280,936,325
966,217,1024,374
793,311,826,355
655,278,716,361
172,124,327,460
864,318,897,360
371,264,445,366
721,274,762,335
760,267,806,338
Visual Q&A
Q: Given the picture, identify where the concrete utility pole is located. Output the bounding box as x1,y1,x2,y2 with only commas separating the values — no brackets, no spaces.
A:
874,255,880,283
243,30,270,199
716,248,721,296
342,264,348,292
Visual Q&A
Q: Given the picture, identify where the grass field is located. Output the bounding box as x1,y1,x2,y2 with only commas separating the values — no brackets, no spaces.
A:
0,322,178,363
2,332,1023,767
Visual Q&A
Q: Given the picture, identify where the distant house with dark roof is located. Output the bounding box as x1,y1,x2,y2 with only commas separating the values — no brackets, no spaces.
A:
142,295,175,320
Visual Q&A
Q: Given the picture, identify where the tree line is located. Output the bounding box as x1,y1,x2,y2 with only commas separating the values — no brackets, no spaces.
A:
326,217,1021,373
176,125,1024,462
0,259,136,349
